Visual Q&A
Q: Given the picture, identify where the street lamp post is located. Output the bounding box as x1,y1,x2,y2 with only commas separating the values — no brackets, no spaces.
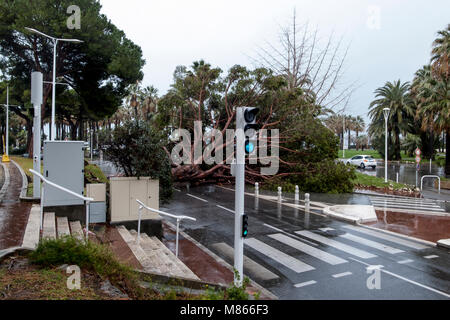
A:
383,108,390,183
1,85,20,163
24,27,83,141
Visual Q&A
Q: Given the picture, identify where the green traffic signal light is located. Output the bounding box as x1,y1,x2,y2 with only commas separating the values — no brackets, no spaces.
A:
242,214,248,238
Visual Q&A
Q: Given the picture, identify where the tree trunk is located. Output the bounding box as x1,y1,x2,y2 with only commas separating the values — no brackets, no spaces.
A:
446,130,450,177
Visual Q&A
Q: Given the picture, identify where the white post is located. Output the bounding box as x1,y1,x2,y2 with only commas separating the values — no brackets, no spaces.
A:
176,218,180,257
278,186,282,202
255,182,259,197
51,39,57,141
295,185,299,202
430,159,432,173
234,107,245,286
137,205,142,246
342,116,345,159
40,183,45,231
90,125,93,161
31,72,43,199
305,193,310,213
383,108,390,183
396,172,399,184
5,86,9,158
85,201,90,241
385,121,388,183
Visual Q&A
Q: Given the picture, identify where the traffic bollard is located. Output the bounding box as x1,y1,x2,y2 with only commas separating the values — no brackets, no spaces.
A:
305,193,310,213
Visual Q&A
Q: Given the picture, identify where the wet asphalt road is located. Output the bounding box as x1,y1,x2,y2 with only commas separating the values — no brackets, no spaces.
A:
161,185,450,300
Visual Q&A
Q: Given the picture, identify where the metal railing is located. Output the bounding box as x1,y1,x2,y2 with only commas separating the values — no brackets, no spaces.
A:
420,175,441,194
135,199,196,257
29,169,94,241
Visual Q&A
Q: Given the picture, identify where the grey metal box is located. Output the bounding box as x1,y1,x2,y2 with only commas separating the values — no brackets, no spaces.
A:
89,202,106,223
43,141,84,206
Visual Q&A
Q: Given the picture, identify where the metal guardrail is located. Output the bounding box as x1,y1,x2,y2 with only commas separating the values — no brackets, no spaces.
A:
29,169,94,240
420,175,441,194
136,199,196,257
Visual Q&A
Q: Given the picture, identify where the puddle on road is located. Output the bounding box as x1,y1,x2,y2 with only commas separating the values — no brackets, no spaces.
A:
366,210,450,243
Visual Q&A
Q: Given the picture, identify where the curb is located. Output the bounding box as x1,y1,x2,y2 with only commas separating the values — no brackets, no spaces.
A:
0,162,10,202
164,220,278,300
355,223,437,247
10,159,40,203
437,239,450,250
10,159,28,200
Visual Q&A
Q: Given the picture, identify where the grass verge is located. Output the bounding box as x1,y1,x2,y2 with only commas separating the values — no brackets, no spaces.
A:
352,172,414,190
1,237,252,300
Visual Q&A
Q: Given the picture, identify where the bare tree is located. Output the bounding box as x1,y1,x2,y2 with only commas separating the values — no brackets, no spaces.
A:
251,9,355,112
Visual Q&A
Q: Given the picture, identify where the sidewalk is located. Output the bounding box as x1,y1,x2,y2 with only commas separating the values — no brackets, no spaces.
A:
421,189,450,202
0,162,32,250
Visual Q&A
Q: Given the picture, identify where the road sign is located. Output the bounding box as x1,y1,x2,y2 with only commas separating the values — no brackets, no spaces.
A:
415,156,421,163
415,148,421,156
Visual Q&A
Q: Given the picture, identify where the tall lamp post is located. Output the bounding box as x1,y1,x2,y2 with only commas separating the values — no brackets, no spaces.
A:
1,85,21,163
383,108,390,183
24,27,83,141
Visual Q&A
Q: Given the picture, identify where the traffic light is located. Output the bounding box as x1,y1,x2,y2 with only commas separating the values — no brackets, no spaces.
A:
243,107,259,154
242,214,249,238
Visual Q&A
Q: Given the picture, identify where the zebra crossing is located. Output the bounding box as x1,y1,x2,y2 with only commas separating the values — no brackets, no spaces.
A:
368,195,447,214
240,224,436,285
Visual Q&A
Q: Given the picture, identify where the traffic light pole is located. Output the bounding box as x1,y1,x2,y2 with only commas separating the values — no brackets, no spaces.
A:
234,107,245,286
31,72,43,199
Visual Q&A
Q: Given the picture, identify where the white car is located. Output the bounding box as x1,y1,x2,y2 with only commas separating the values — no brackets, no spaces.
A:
346,155,377,170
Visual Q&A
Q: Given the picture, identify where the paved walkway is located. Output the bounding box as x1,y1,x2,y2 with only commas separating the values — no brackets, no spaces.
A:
0,162,32,250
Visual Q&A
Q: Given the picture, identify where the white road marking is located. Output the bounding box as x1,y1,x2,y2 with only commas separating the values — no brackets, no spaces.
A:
263,224,318,247
295,230,377,259
269,233,347,265
216,205,234,214
245,238,315,273
319,227,335,232
339,233,404,254
294,280,317,288
332,272,352,278
173,188,181,192
368,196,438,204
397,259,414,264
349,257,450,299
370,202,445,212
424,255,439,259
186,194,208,203
342,225,429,250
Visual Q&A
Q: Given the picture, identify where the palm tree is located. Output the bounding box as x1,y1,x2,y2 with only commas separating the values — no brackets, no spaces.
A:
431,24,450,80
416,72,450,174
368,80,414,160
354,116,365,137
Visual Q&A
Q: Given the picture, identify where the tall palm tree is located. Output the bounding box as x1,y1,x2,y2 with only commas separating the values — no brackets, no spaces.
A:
368,80,414,160
431,24,450,80
416,72,450,174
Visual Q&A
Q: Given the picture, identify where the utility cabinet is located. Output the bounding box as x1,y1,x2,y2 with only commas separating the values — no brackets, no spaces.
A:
43,141,85,206
109,177,159,223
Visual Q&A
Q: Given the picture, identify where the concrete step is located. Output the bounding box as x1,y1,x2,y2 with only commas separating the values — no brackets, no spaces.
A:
116,225,153,270
22,204,41,249
150,235,200,281
139,232,186,276
138,234,169,274
42,212,56,240
129,230,182,275
56,217,71,238
69,221,84,241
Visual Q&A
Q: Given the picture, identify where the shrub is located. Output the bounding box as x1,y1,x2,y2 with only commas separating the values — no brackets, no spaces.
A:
99,120,173,202
263,160,356,194
29,237,135,284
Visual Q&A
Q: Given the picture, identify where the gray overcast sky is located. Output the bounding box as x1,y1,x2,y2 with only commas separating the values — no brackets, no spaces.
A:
99,0,449,123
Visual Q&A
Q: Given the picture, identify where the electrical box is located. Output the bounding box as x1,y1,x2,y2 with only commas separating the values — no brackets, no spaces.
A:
43,141,84,206
109,177,159,223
